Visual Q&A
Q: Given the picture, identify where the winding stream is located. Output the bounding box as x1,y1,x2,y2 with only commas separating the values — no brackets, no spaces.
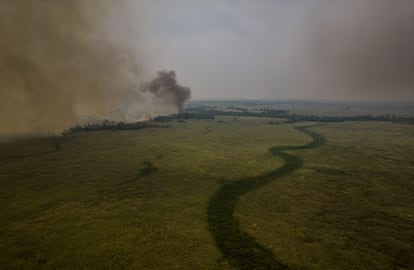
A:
207,125,325,270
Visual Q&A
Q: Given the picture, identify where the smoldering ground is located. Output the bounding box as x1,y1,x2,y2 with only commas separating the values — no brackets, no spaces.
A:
0,1,191,135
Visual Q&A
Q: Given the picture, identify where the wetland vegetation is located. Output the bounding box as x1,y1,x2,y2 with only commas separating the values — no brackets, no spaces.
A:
1,101,413,270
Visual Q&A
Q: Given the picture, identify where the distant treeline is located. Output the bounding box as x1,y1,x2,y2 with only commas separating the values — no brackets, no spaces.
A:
153,112,215,122
66,120,170,133
284,113,414,124
66,106,414,133
168,107,414,124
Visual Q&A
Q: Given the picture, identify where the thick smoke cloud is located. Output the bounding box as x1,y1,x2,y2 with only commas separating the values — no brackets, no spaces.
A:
143,71,191,112
0,1,191,135
293,0,414,101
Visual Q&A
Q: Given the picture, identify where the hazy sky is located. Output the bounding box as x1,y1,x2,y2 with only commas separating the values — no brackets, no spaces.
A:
1,1,413,134
143,0,414,101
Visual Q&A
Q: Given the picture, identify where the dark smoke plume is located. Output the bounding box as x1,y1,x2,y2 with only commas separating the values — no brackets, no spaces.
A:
292,0,414,101
143,71,191,112
0,1,191,135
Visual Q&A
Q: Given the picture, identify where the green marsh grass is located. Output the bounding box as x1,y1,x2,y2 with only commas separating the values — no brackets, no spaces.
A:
238,122,414,270
0,118,413,269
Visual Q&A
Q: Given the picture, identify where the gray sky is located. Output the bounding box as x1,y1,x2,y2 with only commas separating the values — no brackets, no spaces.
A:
1,0,413,134
142,0,414,101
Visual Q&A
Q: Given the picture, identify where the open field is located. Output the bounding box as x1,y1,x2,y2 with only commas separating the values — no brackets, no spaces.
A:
238,122,414,269
1,115,413,269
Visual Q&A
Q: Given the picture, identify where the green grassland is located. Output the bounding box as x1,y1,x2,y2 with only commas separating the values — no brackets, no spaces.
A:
1,117,413,269
238,122,414,269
